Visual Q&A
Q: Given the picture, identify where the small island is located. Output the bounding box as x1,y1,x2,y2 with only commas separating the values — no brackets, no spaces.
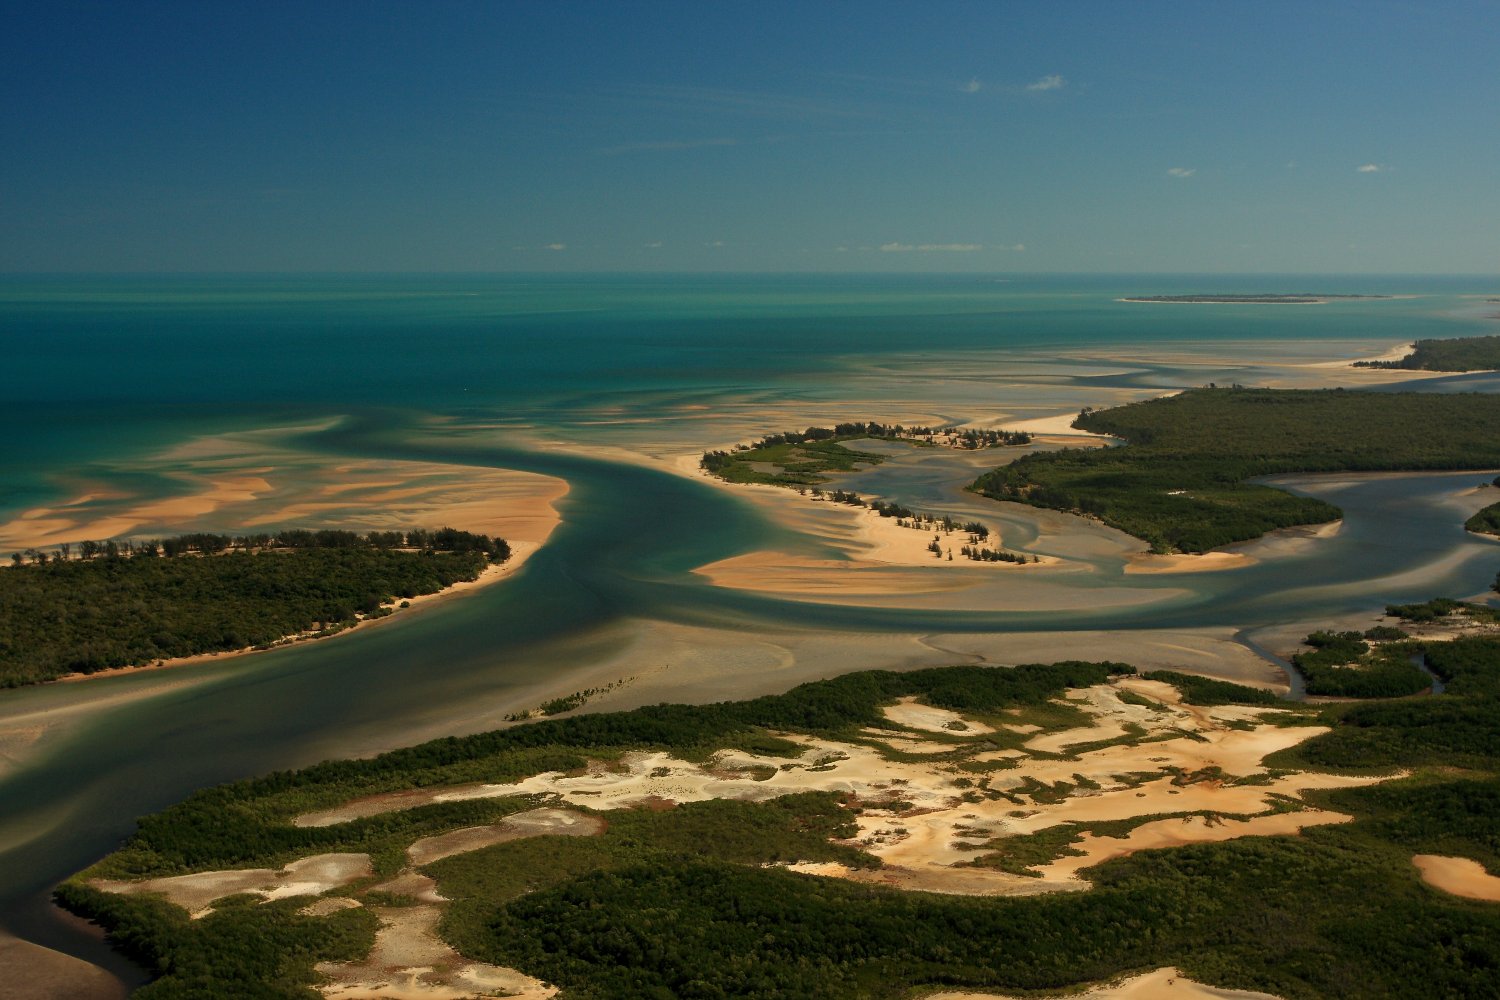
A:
0,527,510,687
1122,293,1394,304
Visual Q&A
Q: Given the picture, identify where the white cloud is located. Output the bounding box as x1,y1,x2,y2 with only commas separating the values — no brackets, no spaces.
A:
961,77,982,94
880,242,985,253
1166,167,1196,178
545,243,566,251
1026,74,1066,92
642,241,663,248
1357,163,1384,173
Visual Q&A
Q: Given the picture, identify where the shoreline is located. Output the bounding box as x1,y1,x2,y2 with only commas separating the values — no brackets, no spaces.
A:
48,539,542,688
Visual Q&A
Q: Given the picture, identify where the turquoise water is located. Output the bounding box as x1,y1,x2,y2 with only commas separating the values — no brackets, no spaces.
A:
2,273,1499,984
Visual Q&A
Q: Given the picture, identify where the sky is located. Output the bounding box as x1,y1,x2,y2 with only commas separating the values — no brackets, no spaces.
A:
2,0,1497,274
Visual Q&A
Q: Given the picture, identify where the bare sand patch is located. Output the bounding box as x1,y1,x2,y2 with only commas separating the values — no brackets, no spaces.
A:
405,808,604,866
1413,854,1500,902
91,853,372,918
925,966,1284,999
881,697,995,736
315,904,555,1000
1125,551,1255,575
0,931,127,1000
290,675,1386,898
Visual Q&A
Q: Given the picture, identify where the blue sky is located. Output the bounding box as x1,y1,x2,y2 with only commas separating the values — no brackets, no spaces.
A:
3,0,1497,273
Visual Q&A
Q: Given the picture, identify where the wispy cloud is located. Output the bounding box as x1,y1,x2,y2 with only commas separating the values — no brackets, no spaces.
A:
880,242,985,253
1166,166,1196,178
642,241,663,248
960,77,982,94
704,240,726,248
545,243,566,251
1356,163,1384,173
1026,74,1066,92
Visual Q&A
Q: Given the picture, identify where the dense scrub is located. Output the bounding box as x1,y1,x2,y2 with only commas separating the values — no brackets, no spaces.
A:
59,643,1500,999
0,529,507,685
971,388,1500,552
1291,631,1431,698
1354,334,1500,372
701,421,1030,487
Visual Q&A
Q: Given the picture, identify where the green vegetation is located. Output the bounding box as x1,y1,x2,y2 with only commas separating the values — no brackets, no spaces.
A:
59,639,1500,999
1138,670,1282,706
1291,631,1431,699
1385,596,1500,625
0,528,508,686
1354,334,1500,372
701,421,1030,487
52,888,376,1000
1466,501,1500,536
971,387,1500,552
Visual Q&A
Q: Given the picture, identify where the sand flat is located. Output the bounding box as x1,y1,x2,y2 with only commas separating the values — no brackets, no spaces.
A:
289,676,1389,898
91,853,372,918
1413,854,1500,902
925,966,1284,999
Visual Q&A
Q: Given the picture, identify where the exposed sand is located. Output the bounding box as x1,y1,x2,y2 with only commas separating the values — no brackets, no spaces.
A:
925,966,1284,999
405,808,604,866
315,904,556,1000
90,853,372,918
290,674,1383,897
0,931,127,1000
0,423,567,558
882,697,995,736
1124,551,1254,575
1413,854,1500,902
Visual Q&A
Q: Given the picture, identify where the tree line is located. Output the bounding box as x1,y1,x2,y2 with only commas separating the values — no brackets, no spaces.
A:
0,527,510,686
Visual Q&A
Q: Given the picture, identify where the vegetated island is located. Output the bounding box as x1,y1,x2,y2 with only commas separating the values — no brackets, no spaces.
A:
0,527,510,687
971,386,1500,553
700,421,1032,488
1353,334,1500,372
1466,478,1500,537
702,422,1038,563
1121,293,1394,305
56,607,1500,998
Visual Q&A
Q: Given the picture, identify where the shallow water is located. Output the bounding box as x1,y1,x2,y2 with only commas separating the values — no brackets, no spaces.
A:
2,273,1498,984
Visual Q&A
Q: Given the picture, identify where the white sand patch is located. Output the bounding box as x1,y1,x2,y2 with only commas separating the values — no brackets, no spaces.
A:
881,697,995,735
291,675,1389,898
315,905,555,1000
300,897,365,917
92,853,372,918
406,808,605,866
925,965,1284,999
1036,810,1356,881
1413,854,1500,902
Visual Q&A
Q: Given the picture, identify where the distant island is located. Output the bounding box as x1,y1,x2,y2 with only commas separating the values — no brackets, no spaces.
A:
1122,293,1394,304
0,527,510,686
1354,334,1500,372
